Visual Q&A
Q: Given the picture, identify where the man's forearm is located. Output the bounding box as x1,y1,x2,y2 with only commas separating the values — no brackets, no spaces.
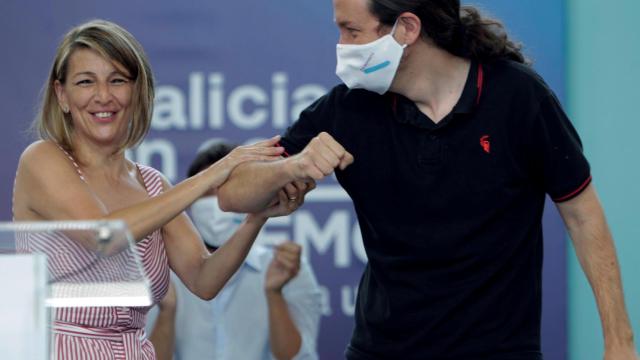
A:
148,305,176,360
560,187,635,350
570,219,634,348
266,290,302,360
217,159,294,213
218,132,355,213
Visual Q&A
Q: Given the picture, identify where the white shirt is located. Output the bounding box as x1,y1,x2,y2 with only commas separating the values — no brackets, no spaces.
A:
147,245,323,360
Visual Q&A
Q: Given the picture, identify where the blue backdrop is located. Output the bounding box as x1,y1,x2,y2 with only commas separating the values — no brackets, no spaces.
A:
0,1,567,358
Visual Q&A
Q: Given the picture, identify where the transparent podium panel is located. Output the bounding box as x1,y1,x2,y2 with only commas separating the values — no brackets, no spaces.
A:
0,253,47,359
0,220,153,308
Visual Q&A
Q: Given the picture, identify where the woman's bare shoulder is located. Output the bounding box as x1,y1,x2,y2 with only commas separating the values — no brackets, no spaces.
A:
18,140,72,173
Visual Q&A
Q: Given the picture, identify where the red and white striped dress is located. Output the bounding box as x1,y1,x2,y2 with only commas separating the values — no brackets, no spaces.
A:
16,154,170,360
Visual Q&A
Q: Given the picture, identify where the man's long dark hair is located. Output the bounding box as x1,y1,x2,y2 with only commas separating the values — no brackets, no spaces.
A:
369,0,530,65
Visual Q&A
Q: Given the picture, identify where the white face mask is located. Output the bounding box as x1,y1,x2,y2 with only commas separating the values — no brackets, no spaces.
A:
190,196,245,248
336,19,407,95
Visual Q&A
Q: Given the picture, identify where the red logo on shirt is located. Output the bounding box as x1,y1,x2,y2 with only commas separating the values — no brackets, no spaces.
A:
480,135,491,154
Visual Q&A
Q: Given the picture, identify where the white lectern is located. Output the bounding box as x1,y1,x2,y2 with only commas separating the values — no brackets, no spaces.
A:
0,220,152,359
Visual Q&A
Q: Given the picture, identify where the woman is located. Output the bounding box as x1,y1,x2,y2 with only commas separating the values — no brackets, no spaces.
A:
12,19,304,359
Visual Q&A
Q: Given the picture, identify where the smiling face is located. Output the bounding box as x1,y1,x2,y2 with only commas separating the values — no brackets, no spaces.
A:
54,48,134,149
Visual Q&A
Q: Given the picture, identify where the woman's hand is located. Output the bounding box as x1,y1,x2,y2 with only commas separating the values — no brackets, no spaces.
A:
206,136,285,188
253,180,315,219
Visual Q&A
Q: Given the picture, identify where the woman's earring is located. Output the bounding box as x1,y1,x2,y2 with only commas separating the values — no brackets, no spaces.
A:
62,105,69,113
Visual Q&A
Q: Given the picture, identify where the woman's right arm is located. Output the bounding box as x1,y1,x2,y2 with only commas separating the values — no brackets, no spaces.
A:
13,138,283,243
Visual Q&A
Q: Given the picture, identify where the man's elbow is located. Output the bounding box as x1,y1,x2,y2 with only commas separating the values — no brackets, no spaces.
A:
216,187,234,212
198,292,217,301
271,341,302,360
193,285,219,301
218,183,264,213
217,181,251,212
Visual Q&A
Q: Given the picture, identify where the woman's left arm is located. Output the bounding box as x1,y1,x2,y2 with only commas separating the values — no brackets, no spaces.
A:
161,179,304,300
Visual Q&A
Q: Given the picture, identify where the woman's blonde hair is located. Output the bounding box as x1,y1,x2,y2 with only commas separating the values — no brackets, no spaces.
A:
35,19,154,151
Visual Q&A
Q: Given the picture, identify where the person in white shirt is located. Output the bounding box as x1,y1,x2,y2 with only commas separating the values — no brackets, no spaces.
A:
147,141,322,360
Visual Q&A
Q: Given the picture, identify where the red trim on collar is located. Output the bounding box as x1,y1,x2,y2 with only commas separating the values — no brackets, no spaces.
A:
391,62,483,116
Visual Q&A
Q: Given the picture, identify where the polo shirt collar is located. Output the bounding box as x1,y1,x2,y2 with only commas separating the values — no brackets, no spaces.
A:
391,58,480,129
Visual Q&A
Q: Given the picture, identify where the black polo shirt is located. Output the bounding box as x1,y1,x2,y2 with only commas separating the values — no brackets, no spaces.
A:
280,59,590,360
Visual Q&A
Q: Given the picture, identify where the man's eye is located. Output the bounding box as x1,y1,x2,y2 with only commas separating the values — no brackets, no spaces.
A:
347,29,360,39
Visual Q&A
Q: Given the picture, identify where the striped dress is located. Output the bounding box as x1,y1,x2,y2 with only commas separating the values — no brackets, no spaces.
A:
16,153,170,360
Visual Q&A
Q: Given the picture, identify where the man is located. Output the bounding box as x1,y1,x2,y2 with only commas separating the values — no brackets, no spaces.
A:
148,141,323,360
218,0,638,359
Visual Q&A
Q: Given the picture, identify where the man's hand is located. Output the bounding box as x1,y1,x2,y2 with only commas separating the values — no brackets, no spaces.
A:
265,242,302,293
604,346,639,360
285,132,354,181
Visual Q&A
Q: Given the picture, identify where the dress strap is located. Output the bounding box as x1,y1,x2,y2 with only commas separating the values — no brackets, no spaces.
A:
55,144,87,183
134,164,165,197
